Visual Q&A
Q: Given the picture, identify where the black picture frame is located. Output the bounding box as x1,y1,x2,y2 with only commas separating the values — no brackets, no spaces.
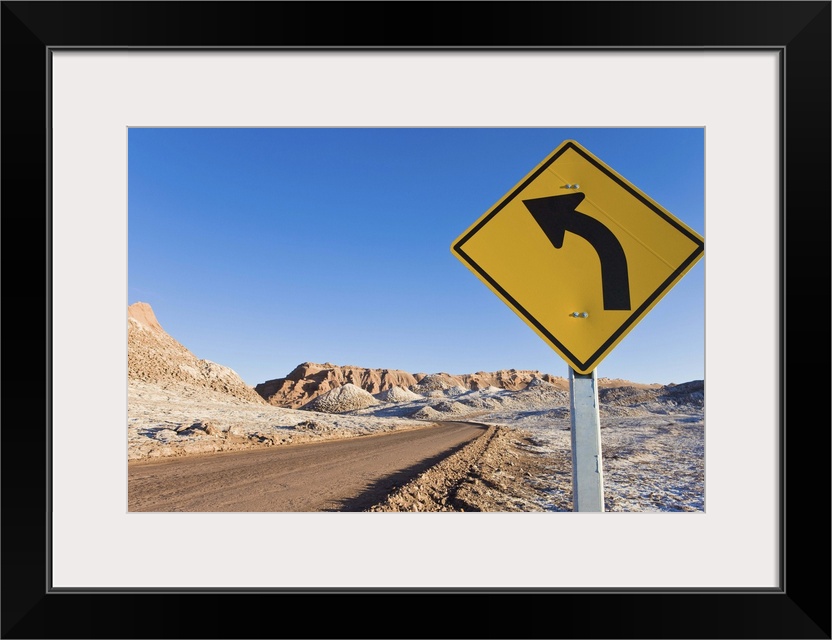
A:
2,2,829,638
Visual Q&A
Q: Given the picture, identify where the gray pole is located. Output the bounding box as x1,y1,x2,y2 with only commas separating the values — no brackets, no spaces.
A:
569,367,605,512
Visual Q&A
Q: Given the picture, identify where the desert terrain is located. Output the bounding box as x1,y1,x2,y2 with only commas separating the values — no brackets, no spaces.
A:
128,302,704,512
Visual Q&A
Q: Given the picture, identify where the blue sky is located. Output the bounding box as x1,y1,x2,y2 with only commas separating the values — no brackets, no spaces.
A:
128,128,704,387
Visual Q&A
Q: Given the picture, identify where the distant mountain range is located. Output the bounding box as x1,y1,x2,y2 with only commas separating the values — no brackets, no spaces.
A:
128,302,671,410
254,362,573,409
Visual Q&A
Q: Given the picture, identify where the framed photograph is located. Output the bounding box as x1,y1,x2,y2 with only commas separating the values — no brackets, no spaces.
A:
3,2,829,638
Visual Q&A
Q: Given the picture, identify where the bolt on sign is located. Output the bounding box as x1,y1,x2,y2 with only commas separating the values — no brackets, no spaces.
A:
451,139,704,374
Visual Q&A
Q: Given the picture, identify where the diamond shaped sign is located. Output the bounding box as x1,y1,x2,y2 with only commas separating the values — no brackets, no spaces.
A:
451,139,704,374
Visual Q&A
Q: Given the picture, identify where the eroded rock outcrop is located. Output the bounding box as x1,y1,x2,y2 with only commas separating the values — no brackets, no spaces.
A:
256,362,569,409
128,302,266,404
460,370,567,391
256,362,424,409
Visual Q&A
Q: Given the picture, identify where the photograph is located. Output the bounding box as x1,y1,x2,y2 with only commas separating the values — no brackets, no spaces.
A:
2,1,828,638
126,127,705,514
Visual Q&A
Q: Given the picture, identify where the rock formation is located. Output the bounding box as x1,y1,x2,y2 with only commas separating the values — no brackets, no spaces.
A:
301,383,380,414
256,362,569,409
460,370,567,391
128,302,265,404
255,362,424,409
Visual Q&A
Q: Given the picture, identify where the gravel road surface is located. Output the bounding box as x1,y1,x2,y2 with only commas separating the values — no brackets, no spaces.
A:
128,421,487,512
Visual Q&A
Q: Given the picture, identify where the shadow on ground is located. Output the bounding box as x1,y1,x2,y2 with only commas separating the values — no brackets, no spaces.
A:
322,439,477,512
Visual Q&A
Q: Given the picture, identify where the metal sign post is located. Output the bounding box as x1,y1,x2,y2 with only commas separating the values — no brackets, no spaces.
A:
569,367,604,512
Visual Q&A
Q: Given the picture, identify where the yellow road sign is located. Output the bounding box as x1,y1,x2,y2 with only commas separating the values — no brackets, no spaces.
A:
451,139,704,374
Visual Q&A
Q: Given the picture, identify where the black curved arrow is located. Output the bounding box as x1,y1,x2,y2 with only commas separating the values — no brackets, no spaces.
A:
523,192,631,310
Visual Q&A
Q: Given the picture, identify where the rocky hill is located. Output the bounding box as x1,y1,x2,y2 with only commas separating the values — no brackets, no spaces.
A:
598,379,704,412
255,362,571,409
255,362,423,408
128,302,266,404
301,383,380,413
461,370,566,391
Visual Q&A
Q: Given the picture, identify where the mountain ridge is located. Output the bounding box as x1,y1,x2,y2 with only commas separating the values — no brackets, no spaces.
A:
128,302,266,404
127,302,675,411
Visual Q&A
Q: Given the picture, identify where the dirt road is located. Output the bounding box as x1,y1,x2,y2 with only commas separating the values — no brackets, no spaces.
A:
128,421,488,512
